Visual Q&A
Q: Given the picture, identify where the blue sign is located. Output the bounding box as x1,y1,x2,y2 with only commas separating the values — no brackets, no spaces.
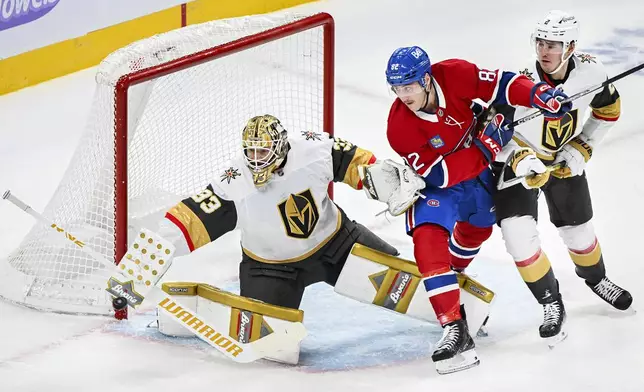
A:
0,0,60,32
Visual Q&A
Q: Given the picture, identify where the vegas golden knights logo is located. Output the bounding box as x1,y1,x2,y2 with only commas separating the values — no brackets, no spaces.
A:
277,189,319,239
541,109,578,150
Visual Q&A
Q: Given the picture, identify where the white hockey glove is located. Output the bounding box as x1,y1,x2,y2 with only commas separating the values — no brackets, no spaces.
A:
552,137,592,178
510,148,550,189
358,159,426,216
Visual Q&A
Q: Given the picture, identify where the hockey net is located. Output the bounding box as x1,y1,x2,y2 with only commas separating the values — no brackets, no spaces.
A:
0,12,334,315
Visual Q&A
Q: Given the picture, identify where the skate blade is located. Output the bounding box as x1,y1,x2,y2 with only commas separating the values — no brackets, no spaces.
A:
622,307,637,316
476,325,488,338
545,330,568,349
435,349,480,375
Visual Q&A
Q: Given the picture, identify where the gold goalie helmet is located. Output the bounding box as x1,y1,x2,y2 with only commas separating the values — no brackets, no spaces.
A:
242,114,289,187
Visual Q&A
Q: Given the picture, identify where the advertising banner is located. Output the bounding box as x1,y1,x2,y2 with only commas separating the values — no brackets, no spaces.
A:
0,0,191,59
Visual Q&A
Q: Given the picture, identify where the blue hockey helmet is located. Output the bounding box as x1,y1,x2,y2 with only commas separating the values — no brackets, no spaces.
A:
385,46,431,88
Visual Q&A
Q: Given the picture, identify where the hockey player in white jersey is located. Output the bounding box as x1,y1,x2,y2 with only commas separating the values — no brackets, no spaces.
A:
157,114,398,309
493,10,632,345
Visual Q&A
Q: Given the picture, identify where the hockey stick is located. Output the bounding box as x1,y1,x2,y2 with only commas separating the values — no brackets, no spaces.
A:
496,162,565,190
2,190,305,363
508,62,644,129
496,62,644,190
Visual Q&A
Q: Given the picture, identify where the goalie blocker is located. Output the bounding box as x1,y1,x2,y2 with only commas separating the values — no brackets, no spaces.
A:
335,244,494,336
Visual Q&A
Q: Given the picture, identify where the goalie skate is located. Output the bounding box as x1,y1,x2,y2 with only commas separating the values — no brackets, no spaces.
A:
432,319,480,375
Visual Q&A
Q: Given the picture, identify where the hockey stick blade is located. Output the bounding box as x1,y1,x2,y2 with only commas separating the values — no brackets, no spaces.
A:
2,190,304,363
496,162,565,190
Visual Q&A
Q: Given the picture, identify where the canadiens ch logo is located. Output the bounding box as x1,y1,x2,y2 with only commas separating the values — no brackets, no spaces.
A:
220,167,241,184
519,68,535,82
577,53,596,63
542,109,579,150
277,189,319,239
301,131,322,141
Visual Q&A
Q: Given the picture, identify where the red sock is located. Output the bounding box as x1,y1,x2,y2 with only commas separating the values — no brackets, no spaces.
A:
413,224,461,325
449,221,492,271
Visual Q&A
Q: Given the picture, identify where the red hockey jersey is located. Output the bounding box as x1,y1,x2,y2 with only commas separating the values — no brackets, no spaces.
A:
387,59,535,188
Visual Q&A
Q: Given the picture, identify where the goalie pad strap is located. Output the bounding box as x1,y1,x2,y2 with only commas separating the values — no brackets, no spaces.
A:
161,282,303,322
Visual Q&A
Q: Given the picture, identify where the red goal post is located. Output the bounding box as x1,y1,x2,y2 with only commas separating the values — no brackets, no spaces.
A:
0,12,335,316
113,12,335,264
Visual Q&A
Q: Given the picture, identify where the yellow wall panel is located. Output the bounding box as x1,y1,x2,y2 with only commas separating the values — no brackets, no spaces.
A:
0,6,181,95
0,0,317,96
186,0,316,25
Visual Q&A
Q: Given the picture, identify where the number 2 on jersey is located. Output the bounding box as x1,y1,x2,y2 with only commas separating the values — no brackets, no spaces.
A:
405,152,425,171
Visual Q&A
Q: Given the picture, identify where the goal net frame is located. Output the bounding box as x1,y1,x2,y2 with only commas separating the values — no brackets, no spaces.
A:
112,12,335,264
0,12,335,316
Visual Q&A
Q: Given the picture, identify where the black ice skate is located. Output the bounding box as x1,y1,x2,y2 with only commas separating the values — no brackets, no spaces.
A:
586,277,633,311
432,319,479,374
539,296,567,348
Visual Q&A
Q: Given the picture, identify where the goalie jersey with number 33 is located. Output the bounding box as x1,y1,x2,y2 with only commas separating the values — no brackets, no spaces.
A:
496,52,620,162
163,132,376,263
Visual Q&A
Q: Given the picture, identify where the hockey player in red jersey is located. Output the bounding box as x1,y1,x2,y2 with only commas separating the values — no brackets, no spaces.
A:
363,46,572,374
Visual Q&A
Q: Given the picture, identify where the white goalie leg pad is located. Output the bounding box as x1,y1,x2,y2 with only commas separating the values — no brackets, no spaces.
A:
158,282,307,365
334,244,494,334
359,159,426,216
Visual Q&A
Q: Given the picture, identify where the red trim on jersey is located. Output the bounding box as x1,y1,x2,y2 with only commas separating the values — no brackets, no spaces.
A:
592,112,619,122
515,249,543,267
541,72,556,88
355,154,377,190
165,212,195,252
407,204,415,231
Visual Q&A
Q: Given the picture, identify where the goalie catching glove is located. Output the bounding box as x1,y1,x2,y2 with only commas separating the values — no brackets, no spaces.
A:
358,159,426,216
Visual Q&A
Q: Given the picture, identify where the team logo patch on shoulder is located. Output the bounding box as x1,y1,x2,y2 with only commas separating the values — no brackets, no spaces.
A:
333,137,354,152
519,68,535,82
427,199,440,207
220,167,241,184
301,131,322,141
577,53,596,63
429,135,445,149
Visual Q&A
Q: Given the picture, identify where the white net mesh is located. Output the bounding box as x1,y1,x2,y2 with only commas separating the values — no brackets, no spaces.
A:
0,12,328,315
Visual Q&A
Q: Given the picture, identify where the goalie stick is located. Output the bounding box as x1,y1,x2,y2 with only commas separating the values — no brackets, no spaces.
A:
2,189,306,363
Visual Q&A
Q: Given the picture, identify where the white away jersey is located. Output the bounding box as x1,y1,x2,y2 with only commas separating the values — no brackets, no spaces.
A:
496,52,621,162
165,131,375,264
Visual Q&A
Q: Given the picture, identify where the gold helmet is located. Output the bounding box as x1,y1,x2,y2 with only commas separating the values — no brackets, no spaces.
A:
242,114,288,187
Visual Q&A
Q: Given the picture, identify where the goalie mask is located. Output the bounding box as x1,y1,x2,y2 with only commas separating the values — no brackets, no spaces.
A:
242,114,289,187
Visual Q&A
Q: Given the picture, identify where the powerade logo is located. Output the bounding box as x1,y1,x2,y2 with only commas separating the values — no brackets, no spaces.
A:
0,0,59,32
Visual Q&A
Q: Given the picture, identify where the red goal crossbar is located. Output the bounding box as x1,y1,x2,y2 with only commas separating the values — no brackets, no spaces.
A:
112,13,335,264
